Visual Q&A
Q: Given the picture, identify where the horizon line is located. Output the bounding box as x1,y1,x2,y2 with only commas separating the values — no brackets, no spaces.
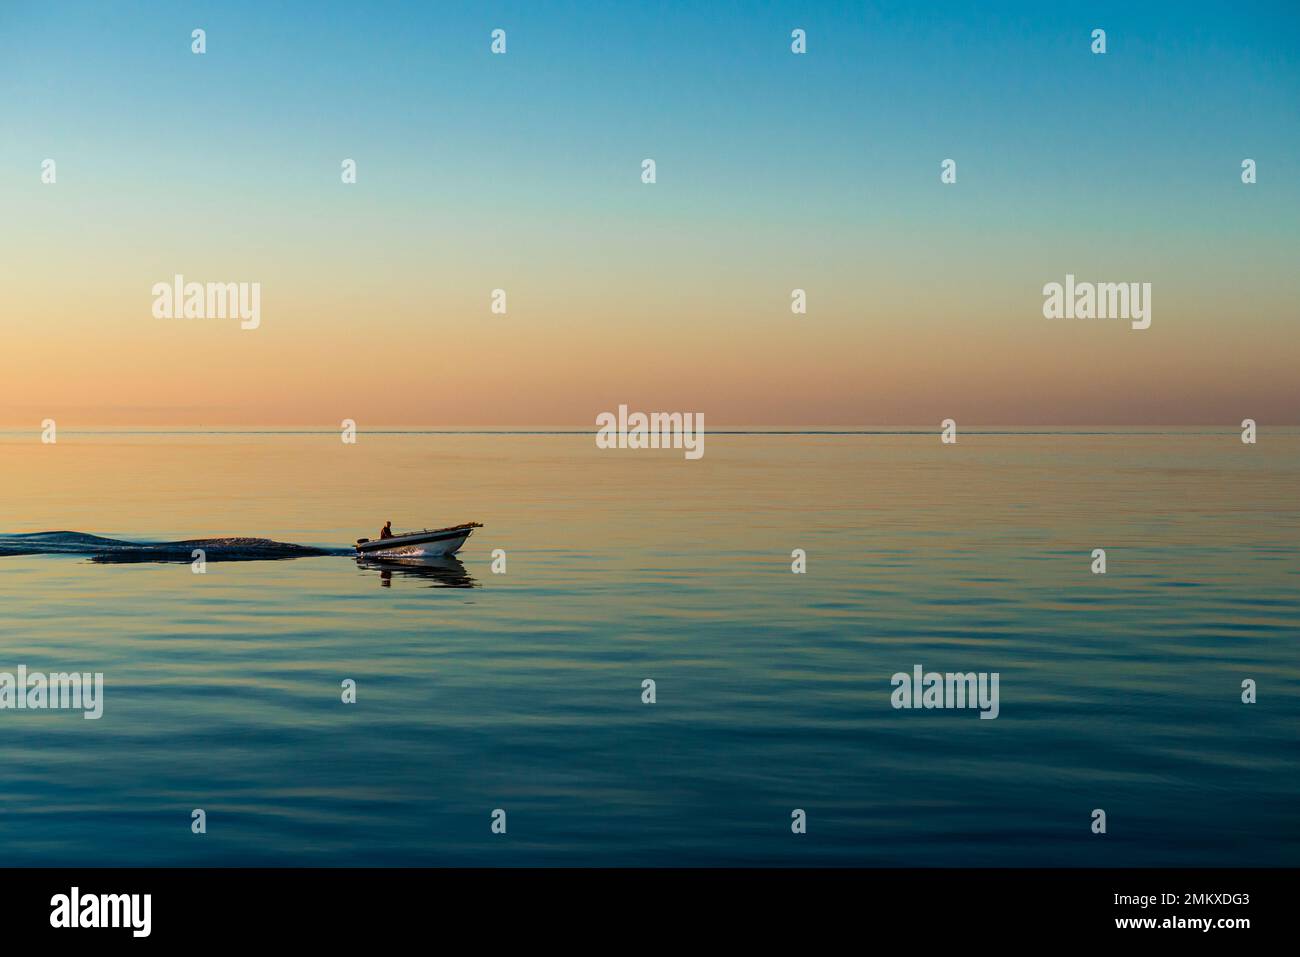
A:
2,426,1294,436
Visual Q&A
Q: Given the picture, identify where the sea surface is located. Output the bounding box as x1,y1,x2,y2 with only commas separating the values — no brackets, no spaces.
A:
0,429,1296,866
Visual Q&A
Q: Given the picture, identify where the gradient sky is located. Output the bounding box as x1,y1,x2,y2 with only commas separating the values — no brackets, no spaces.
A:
1,0,1297,425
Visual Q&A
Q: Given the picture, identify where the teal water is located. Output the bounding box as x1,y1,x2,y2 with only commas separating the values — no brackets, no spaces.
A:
0,431,1296,865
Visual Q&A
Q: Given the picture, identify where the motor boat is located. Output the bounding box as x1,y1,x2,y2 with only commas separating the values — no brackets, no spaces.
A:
355,522,482,558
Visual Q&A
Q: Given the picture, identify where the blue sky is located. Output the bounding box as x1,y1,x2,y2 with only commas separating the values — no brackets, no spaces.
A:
1,1,1297,424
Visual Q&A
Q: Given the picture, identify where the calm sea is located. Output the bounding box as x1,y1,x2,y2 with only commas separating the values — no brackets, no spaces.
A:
0,429,1296,865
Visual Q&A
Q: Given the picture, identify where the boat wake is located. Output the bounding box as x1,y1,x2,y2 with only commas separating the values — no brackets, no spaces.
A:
0,531,350,563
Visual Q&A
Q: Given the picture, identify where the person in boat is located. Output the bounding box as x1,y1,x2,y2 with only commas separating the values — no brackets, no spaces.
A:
379,521,394,540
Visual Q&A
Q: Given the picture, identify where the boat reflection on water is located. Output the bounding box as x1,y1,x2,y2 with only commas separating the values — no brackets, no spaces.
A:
355,555,479,589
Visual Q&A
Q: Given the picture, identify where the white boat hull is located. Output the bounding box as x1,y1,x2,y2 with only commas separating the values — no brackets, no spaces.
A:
360,533,470,558
355,523,479,558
